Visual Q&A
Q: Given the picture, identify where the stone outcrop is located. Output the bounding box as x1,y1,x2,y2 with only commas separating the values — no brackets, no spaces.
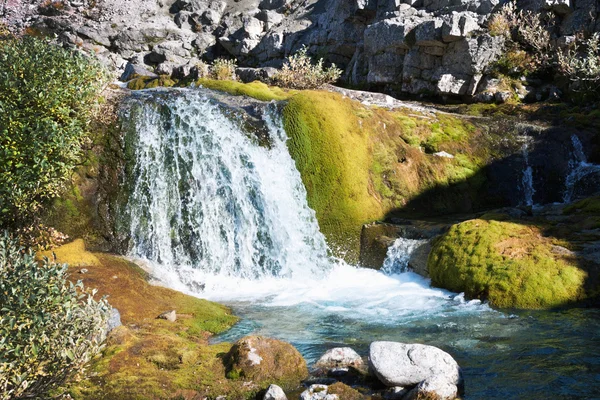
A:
3,0,597,99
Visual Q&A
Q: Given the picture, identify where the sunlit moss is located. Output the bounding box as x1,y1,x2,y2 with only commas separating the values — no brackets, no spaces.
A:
196,79,294,101
428,219,587,309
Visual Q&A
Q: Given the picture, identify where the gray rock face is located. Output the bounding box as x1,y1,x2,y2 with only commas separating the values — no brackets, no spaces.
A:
368,342,461,387
263,384,288,400
316,347,364,369
2,0,597,99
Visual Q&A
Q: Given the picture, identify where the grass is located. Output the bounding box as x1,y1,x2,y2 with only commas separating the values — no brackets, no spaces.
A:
36,240,259,399
563,196,600,215
428,219,587,309
195,79,294,101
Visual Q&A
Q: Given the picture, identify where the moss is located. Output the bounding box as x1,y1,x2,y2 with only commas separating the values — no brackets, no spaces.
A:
327,382,365,400
225,336,308,392
428,219,587,309
196,79,294,101
283,91,383,261
563,196,600,215
38,241,250,399
127,75,177,90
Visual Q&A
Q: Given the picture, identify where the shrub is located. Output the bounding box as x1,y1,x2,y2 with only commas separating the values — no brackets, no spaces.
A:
273,46,342,89
558,33,600,103
0,232,110,399
0,35,107,227
210,58,237,81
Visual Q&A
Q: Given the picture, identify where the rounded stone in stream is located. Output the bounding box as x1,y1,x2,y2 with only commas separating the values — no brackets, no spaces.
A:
225,336,308,391
405,376,459,400
263,384,287,400
316,347,363,369
368,342,461,388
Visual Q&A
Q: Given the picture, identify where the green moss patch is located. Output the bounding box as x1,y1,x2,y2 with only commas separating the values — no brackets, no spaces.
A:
563,196,600,215
428,219,587,309
38,241,255,399
196,79,294,101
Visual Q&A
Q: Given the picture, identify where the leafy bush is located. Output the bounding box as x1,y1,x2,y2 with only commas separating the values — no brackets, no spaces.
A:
273,46,342,89
0,36,107,227
558,33,600,103
0,232,110,399
487,1,600,103
210,58,237,81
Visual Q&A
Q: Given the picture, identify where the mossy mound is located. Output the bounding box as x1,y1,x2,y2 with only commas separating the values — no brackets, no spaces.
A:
428,219,587,309
39,241,265,399
283,90,489,262
327,382,365,400
225,336,308,391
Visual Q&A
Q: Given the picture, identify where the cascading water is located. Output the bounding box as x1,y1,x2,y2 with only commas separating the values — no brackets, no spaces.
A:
118,88,600,399
121,89,330,292
381,237,427,274
563,134,600,203
520,141,535,207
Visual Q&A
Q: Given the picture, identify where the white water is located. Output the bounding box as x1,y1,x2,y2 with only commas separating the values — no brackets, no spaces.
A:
563,135,600,203
382,237,428,274
120,88,489,319
520,141,536,207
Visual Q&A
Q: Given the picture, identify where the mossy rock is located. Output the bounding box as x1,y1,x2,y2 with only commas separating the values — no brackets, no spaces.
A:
428,219,587,309
326,382,365,400
225,336,308,391
196,79,294,101
563,196,600,215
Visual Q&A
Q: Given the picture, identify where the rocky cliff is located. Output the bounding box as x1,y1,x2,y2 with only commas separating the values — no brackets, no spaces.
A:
3,0,598,98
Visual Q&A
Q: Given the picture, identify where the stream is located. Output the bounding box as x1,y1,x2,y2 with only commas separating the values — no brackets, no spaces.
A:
120,88,600,399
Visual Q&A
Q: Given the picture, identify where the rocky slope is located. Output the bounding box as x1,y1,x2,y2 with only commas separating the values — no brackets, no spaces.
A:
3,0,598,98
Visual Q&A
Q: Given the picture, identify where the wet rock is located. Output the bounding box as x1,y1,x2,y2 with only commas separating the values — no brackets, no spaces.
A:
263,384,287,400
368,342,462,388
316,347,363,370
157,310,177,322
382,386,409,399
226,336,308,390
405,376,458,400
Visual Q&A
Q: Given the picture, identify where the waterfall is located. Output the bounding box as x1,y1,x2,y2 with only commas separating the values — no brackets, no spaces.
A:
381,237,427,274
520,141,535,207
120,89,330,290
563,135,600,203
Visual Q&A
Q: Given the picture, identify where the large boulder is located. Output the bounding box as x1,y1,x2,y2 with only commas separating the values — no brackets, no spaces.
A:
368,342,462,388
428,219,587,309
225,336,308,390
264,384,288,400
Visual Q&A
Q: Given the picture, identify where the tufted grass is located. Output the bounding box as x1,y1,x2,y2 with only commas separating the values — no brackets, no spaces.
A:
428,219,587,309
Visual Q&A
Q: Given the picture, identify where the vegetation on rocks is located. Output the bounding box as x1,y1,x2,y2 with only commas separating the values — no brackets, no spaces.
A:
36,240,253,399
0,233,109,400
272,46,342,89
0,35,107,227
428,219,587,309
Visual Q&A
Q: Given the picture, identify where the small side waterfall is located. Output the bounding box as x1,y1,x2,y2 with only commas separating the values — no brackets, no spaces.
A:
520,140,536,207
120,89,330,288
563,135,600,203
381,237,428,274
